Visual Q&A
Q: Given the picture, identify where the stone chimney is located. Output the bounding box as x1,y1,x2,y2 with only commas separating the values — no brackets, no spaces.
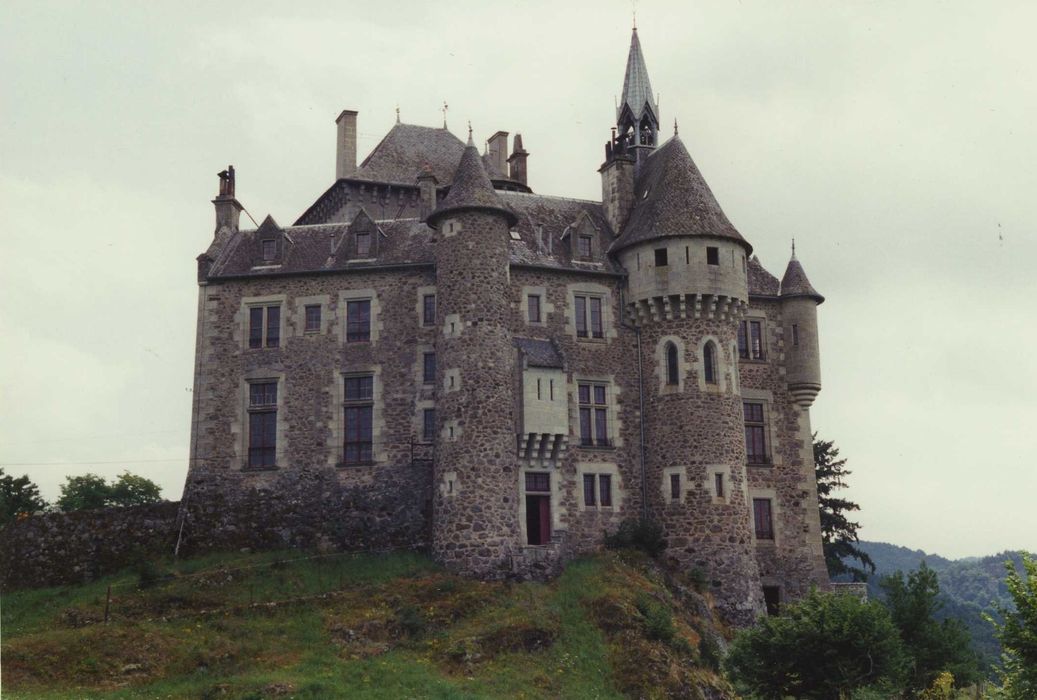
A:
336,109,358,179
212,165,243,233
508,133,529,186
487,131,509,177
417,163,438,222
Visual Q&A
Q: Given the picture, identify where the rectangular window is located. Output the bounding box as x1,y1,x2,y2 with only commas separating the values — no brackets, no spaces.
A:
423,352,436,383
346,299,371,342
422,294,436,326
753,498,774,540
249,305,280,349
304,304,321,333
670,473,681,501
792,324,800,346
583,473,596,506
714,472,725,498
422,408,435,442
261,238,276,261
575,296,587,337
356,231,371,257
578,383,610,447
528,294,541,323
589,297,603,338
525,471,550,493
575,294,604,339
343,375,374,464
706,246,719,265
577,234,592,258
654,248,668,266
738,320,765,360
599,474,612,507
763,586,781,616
744,401,769,465
247,381,277,468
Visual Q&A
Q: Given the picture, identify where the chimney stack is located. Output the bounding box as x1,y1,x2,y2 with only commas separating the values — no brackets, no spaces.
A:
508,134,529,185
487,131,509,177
212,165,243,233
336,109,358,180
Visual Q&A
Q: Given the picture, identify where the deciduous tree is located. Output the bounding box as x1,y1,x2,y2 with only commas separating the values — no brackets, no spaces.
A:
990,554,1037,699
0,469,47,525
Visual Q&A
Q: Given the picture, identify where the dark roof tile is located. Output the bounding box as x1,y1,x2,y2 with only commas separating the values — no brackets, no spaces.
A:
354,123,466,185
610,136,750,255
780,255,824,302
515,337,564,368
747,255,780,296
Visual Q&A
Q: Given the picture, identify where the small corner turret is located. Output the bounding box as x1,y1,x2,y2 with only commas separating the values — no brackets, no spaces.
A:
781,243,824,407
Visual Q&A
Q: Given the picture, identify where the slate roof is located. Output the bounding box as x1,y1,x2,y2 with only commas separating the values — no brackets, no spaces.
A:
618,28,658,123
747,256,780,297
206,217,434,279
354,123,466,186
780,255,824,303
514,337,564,369
428,140,517,227
609,136,751,255
500,191,621,274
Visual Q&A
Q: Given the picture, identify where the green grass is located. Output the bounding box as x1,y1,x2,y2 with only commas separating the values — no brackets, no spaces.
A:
1,549,731,699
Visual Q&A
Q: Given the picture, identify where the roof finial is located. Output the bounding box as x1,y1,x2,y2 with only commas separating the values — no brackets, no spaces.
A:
791,238,797,260
395,104,400,124
673,118,678,136
467,120,473,146
441,101,449,128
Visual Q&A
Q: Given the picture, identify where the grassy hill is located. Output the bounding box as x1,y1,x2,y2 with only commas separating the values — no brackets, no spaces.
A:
1,549,734,699
852,541,1031,670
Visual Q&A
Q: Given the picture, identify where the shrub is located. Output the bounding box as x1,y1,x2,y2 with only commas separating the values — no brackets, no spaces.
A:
604,518,667,558
698,633,722,671
635,593,675,643
396,605,426,638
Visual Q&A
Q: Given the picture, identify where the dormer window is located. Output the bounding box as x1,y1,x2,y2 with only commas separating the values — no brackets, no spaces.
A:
356,231,372,257
261,239,276,262
577,234,592,258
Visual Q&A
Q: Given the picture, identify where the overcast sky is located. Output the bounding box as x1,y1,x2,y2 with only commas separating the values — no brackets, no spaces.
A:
2,1,1034,559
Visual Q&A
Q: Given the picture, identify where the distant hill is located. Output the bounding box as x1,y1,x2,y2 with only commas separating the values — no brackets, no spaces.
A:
848,541,1031,670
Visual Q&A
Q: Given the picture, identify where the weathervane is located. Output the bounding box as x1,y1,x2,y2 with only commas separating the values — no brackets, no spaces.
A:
441,101,449,128
395,104,401,124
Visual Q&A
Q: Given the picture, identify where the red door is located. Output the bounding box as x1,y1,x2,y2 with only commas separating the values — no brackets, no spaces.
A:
525,495,551,545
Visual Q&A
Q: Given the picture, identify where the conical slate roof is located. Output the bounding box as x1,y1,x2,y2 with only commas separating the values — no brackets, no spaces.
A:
428,138,517,227
618,28,658,123
780,253,824,303
609,136,751,254
747,256,780,296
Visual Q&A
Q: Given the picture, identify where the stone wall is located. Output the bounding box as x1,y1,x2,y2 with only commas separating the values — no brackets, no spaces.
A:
0,502,179,590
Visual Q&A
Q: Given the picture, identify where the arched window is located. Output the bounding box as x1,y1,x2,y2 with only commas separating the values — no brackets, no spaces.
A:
704,341,718,385
665,342,679,385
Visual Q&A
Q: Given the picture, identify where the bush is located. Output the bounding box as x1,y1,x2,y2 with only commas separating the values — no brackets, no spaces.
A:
698,633,722,671
726,589,906,699
396,605,426,638
135,558,165,590
635,593,675,643
604,519,667,558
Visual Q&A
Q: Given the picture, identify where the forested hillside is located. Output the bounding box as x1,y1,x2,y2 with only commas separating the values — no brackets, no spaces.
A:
850,541,1031,668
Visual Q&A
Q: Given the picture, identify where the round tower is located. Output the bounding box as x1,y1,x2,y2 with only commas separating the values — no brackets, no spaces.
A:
780,249,824,408
427,134,521,577
612,136,765,625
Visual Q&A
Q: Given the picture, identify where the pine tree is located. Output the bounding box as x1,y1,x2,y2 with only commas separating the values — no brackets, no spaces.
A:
814,435,875,581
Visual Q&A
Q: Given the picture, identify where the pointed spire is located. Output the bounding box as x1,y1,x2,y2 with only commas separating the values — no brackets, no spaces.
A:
780,247,824,303
427,139,517,228
617,27,658,125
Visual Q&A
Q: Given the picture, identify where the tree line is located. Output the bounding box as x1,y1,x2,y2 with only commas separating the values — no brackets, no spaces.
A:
0,469,163,525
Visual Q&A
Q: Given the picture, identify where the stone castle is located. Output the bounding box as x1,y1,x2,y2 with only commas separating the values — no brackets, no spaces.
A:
180,28,831,625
